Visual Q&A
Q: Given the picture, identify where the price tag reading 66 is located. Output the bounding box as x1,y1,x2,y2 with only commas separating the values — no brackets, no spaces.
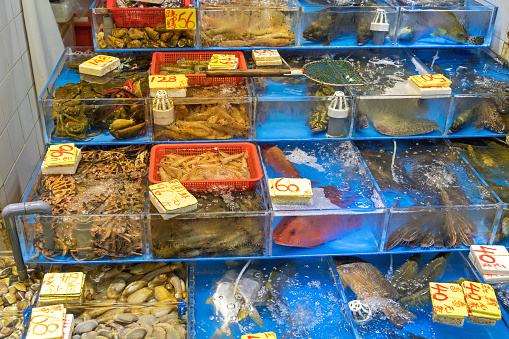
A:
165,9,196,30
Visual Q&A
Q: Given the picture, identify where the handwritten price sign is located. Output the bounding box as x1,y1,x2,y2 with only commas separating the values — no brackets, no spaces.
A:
165,9,196,30
150,180,197,211
409,74,451,88
429,282,468,317
40,272,84,297
27,305,65,339
268,178,312,198
149,75,188,90
462,281,501,319
81,55,118,69
241,332,277,339
209,54,237,70
470,245,509,274
44,144,77,167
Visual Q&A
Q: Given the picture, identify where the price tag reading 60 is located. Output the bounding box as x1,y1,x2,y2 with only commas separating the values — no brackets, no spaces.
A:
165,9,196,30
274,178,300,193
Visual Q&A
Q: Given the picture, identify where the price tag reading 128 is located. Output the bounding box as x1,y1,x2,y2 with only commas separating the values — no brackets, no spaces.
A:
241,332,277,339
149,75,188,90
165,9,196,30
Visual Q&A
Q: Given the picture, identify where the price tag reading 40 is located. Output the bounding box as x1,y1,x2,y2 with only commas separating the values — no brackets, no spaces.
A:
45,144,77,167
165,9,196,30
241,332,277,339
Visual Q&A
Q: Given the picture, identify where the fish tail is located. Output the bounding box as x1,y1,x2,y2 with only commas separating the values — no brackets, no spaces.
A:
249,306,264,328
383,303,417,330
210,325,234,339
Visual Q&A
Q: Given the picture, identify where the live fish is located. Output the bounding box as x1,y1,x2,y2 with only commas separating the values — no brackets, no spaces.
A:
260,144,302,178
207,269,265,339
373,115,439,136
391,254,420,296
449,107,476,133
264,262,298,319
273,214,360,248
473,100,505,134
334,257,416,329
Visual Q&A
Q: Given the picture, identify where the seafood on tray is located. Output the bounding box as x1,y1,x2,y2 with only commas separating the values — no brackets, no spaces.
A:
150,190,266,259
29,145,149,261
0,257,44,311
156,150,251,181
97,23,195,49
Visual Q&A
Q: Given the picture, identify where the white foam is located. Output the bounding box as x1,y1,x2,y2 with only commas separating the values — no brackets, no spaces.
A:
286,147,325,172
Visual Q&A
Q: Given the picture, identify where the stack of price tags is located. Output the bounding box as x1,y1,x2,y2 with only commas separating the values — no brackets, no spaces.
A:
430,282,468,327
149,74,188,97
27,304,68,339
252,50,282,67
462,281,502,326
38,272,85,306
208,54,238,70
469,245,509,283
149,180,198,219
268,178,313,205
407,74,452,98
41,144,81,175
79,55,120,77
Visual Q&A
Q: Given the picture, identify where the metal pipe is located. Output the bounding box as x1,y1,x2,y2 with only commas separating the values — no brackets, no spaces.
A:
2,202,52,281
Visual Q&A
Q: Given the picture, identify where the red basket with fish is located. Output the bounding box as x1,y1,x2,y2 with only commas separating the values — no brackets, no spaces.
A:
149,142,263,192
151,51,247,86
106,0,191,28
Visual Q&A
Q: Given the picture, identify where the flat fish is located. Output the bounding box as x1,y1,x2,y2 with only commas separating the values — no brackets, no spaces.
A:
373,115,439,136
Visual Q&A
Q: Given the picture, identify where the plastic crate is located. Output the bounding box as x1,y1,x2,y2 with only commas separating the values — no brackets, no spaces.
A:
151,51,247,86
149,142,263,192
106,0,191,28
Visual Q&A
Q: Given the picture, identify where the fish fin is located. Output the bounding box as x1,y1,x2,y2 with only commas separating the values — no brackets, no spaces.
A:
249,306,264,328
383,303,417,329
438,28,447,36
238,306,249,320
322,35,331,47
430,32,439,37
206,296,214,304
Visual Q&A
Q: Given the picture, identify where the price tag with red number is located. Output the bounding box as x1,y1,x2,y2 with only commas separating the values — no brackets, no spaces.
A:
27,305,66,339
165,8,196,30
80,55,118,70
429,282,468,318
149,75,188,90
40,272,85,297
409,74,451,88
461,281,501,319
43,144,78,167
268,178,313,199
470,245,509,274
149,180,197,212
208,54,238,70
241,332,277,339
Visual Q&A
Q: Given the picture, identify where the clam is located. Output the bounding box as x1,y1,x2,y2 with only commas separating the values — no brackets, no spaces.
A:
122,281,147,298
3,293,16,305
154,286,171,301
0,282,8,296
165,326,180,339
97,308,125,322
113,313,138,323
13,283,26,292
169,275,183,299
148,274,168,289
150,305,176,318
153,326,166,339
124,327,147,339
107,278,126,299
127,287,153,304
0,268,11,279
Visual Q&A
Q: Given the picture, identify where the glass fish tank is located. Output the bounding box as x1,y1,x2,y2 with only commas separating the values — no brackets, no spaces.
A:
198,0,299,48
331,251,509,339
194,257,356,339
390,0,495,48
21,144,150,264
39,47,151,145
297,0,398,48
148,180,271,260
91,0,196,50
414,48,509,138
356,139,499,253
259,140,385,257
331,49,449,139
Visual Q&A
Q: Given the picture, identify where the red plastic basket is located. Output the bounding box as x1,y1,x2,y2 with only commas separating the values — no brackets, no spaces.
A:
106,0,191,28
151,51,247,86
149,143,263,192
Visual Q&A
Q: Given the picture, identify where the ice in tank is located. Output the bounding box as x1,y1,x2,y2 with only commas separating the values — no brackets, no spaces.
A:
21,145,149,264
389,0,495,48
194,257,355,339
198,0,299,47
298,0,397,48
39,47,152,145
259,140,385,257
331,49,449,138
356,139,499,252
91,0,196,50
332,251,509,338
414,48,509,138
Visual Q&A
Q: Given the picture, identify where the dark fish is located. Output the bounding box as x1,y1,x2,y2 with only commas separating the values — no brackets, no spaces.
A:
474,100,505,134
356,113,369,130
334,257,416,329
264,262,298,321
449,107,476,133
401,252,451,297
391,254,421,295
373,115,439,136
399,278,469,308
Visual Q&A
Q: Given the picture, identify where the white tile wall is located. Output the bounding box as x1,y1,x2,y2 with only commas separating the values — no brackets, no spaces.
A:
489,0,509,61
0,4,44,208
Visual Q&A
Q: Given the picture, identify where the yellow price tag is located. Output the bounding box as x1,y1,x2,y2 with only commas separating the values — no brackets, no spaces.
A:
165,8,196,30
149,75,188,90
40,272,85,297
462,281,501,319
80,55,118,69
409,74,451,88
430,282,468,318
209,54,237,69
27,305,66,339
269,178,313,198
241,332,277,339
149,180,197,211
44,144,77,167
